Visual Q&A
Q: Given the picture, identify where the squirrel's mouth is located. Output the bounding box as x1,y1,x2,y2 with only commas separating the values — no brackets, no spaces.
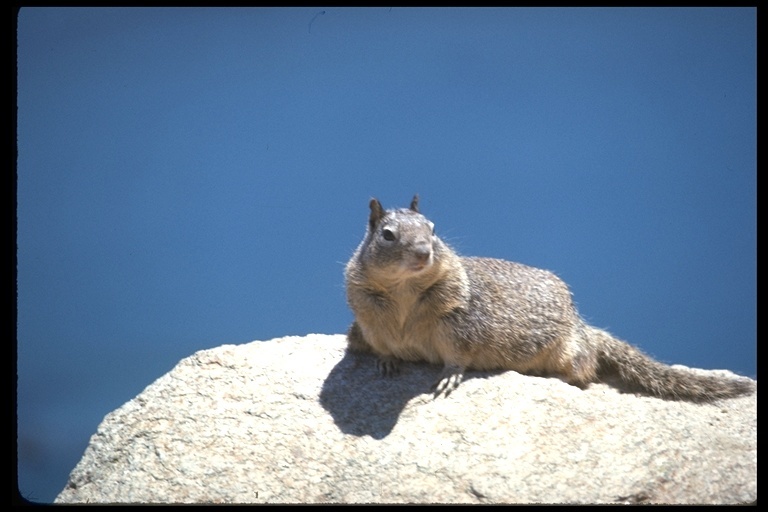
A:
408,256,433,273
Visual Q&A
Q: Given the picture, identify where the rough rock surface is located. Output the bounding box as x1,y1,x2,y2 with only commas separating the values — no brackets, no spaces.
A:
55,334,756,504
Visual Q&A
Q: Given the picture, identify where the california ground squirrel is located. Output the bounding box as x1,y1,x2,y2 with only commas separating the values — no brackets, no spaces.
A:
344,195,754,401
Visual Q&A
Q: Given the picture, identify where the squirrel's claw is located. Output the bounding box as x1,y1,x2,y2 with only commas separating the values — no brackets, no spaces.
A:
432,364,465,398
376,356,401,377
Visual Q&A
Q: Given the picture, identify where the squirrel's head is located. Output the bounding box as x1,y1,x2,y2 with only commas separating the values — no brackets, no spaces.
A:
361,195,439,282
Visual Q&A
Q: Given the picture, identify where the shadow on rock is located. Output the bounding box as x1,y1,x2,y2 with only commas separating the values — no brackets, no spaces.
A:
318,350,435,439
319,348,501,439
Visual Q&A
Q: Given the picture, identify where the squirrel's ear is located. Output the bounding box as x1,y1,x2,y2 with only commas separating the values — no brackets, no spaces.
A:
369,198,384,228
410,194,420,212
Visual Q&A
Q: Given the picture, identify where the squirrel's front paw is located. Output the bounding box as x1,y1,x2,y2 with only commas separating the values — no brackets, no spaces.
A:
376,356,401,377
431,364,465,398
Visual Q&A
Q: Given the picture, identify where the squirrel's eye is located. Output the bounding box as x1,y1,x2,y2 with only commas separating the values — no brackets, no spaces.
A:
382,229,395,241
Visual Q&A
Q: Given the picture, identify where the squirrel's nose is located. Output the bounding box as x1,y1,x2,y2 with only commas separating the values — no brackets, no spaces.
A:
413,246,432,263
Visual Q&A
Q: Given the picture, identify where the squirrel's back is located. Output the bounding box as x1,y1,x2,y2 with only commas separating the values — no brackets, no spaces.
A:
344,195,755,401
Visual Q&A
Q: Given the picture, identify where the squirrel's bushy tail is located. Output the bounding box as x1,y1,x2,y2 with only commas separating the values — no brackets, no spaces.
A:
588,327,754,402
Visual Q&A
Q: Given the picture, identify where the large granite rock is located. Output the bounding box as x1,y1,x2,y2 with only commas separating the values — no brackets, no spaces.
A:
55,334,756,504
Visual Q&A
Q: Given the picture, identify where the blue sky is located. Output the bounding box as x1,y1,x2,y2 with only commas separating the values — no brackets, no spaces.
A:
16,7,755,503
